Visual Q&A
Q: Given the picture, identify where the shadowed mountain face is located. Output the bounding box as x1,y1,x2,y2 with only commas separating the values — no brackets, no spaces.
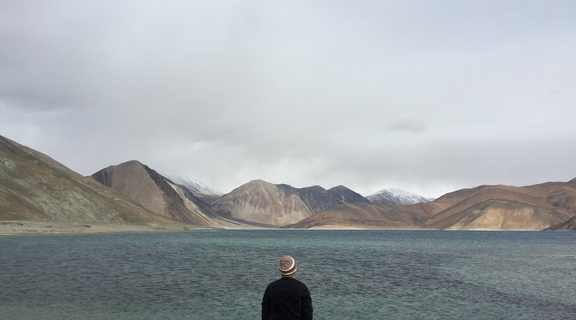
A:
0,135,173,225
276,184,371,215
327,185,372,205
294,181,576,230
92,161,234,228
548,215,576,230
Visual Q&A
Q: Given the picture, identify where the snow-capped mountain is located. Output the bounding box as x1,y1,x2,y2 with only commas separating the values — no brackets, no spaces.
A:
367,188,434,206
179,178,221,196
166,175,223,204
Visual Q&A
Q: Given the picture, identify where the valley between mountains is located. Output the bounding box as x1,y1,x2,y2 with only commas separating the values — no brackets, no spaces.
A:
1,134,576,233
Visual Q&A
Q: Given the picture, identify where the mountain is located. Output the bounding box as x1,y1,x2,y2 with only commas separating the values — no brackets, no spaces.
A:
543,178,576,231
367,188,433,206
293,181,576,230
92,160,236,228
291,202,433,229
212,180,372,226
276,184,371,215
0,135,174,226
328,185,372,205
422,182,576,230
167,176,222,205
212,180,312,226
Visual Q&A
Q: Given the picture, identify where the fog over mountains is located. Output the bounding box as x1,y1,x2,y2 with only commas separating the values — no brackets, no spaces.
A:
1,135,576,231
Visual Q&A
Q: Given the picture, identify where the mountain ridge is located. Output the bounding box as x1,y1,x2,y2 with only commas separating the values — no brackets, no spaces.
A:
3,134,576,231
91,160,237,228
295,181,576,230
0,135,176,226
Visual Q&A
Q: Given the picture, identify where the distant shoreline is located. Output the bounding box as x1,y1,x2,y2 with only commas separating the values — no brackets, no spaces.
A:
0,220,211,236
0,220,551,236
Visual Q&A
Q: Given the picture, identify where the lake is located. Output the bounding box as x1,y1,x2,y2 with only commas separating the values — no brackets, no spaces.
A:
1,230,575,319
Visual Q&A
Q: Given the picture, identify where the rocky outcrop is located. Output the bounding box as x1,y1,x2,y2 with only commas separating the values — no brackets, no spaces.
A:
0,135,174,226
92,161,234,228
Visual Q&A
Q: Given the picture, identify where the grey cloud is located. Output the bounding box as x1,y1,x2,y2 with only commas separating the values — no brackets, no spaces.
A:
386,120,427,133
1,0,575,199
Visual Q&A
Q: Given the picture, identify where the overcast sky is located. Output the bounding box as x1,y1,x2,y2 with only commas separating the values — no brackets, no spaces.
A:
1,1,575,198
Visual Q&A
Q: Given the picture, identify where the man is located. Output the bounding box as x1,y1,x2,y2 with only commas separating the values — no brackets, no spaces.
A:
262,256,313,320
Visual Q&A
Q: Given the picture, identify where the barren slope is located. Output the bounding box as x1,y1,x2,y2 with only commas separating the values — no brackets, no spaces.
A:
276,184,370,214
423,183,575,230
212,180,312,226
292,180,576,230
0,135,175,226
92,161,234,228
291,202,433,229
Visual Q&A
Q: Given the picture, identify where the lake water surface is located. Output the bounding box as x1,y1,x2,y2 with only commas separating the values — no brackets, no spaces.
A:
1,230,575,319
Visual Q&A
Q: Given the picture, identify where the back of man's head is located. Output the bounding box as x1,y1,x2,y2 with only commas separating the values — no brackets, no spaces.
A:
279,256,297,277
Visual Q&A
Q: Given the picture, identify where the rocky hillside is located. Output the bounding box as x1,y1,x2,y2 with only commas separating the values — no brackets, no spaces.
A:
422,182,576,230
291,202,434,229
276,184,370,214
212,180,312,226
92,161,236,228
212,180,372,226
547,215,576,230
4,133,575,231
294,181,576,230
0,135,174,226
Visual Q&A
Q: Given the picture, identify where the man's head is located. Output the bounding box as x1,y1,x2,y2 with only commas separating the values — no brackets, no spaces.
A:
279,256,297,277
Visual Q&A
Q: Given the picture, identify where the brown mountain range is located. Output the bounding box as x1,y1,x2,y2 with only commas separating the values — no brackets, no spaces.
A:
91,160,238,228
276,184,371,214
294,180,576,230
212,180,372,226
3,134,575,231
0,135,175,226
291,201,433,229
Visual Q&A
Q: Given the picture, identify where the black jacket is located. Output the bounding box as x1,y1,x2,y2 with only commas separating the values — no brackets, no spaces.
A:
262,277,313,320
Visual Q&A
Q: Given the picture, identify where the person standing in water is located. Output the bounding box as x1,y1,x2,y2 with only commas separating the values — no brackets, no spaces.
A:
262,256,313,320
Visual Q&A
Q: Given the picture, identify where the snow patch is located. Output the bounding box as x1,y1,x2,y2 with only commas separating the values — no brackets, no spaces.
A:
367,188,434,206
166,175,222,197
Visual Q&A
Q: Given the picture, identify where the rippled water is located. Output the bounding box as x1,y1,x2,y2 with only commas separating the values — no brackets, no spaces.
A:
1,230,575,319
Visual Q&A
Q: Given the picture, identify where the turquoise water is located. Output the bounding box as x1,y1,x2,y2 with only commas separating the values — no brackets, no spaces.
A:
1,230,575,319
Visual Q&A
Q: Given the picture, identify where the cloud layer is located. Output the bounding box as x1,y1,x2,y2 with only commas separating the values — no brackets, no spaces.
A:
1,1,575,197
